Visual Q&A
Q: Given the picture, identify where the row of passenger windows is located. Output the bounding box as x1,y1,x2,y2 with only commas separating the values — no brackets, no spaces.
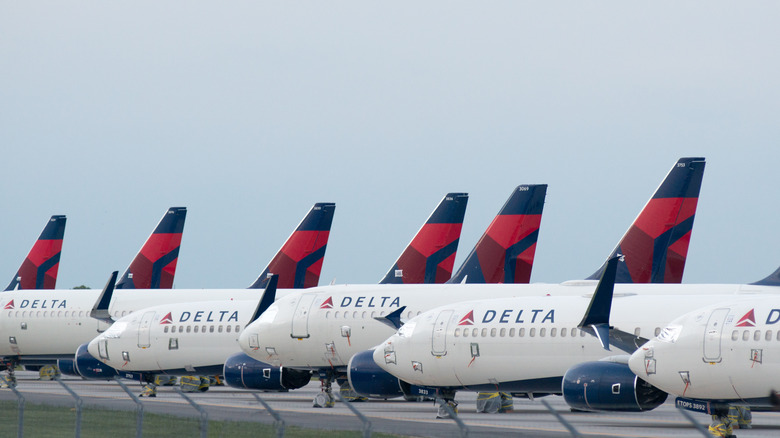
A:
453,326,664,339
731,329,780,342
163,325,241,334
324,310,422,320
8,310,133,319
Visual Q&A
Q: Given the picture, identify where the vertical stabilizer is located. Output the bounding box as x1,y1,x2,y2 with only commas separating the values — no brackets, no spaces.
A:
5,215,67,291
249,203,336,289
587,157,705,283
449,185,547,284
115,207,187,289
379,193,469,284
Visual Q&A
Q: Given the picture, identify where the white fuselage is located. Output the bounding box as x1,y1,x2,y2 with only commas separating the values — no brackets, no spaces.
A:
237,281,780,371
372,293,756,391
0,288,296,361
88,300,261,374
628,297,780,402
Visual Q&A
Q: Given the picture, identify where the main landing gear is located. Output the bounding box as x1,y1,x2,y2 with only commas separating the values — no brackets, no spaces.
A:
1,359,18,388
313,372,335,408
435,389,458,419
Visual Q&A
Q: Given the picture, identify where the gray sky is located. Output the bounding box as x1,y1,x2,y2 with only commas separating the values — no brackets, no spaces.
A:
2,2,779,289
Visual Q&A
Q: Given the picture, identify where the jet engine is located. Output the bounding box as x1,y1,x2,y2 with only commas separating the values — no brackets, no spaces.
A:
562,361,667,412
223,353,310,391
73,343,119,380
347,349,406,398
57,358,79,377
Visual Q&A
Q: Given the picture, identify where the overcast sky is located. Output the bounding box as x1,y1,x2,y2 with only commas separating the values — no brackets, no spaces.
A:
2,2,779,289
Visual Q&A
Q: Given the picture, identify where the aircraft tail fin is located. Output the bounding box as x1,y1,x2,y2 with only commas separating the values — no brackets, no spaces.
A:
248,203,336,289
115,207,187,289
587,157,705,283
750,266,780,286
449,185,547,284
5,215,67,291
379,193,468,284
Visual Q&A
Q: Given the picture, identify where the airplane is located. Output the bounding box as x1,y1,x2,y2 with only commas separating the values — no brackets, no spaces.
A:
360,258,780,418
626,293,780,432
0,207,190,374
115,207,187,289
234,158,708,406
5,215,67,291
77,193,470,390
50,202,336,383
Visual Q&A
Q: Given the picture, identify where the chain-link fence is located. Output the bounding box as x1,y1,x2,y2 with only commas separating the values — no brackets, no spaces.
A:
0,371,754,438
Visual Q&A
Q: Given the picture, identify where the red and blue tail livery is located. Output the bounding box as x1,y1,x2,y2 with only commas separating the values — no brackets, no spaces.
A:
449,185,547,284
249,202,336,289
115,207,187,290
588,157,705,283
5,215,67,291
380,193,469,284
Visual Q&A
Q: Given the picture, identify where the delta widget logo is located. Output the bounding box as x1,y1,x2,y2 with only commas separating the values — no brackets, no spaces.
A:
159,312,173,324
3,300,13,310
735,309,756,327
320,297,334,309
458,310,475,326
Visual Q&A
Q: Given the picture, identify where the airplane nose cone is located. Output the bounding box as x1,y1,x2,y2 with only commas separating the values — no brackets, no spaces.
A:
628,341,658,379
87,337,102,361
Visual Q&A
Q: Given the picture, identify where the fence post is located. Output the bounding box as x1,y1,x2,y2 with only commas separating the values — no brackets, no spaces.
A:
6,378,25,438
436,401,468,438
55,376,82,437
334,391,372,438
174,386,208,438
252,393,285,438
539,399,582,438
675,406,712,437
114,377,144,438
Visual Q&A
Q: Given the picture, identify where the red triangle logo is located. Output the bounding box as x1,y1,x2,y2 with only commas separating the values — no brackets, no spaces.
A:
320,297,334,309
735,309,756,327
458,310,474,326
3,300,14,310
160,312,173,324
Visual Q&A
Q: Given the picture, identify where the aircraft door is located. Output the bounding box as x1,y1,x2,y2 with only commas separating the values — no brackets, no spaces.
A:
431,310,453,356
137,311,155,348
702,308,730,363
291,295,316,338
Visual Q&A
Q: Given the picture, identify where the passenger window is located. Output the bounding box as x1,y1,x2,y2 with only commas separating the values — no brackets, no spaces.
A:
472,328,478,337
654,327,661,337
235,325,241,332
164,326,169,333
194,326,199,333
500,328,506,337
202,325,206,333
334,311,339,319
209,326,215,333
352,311,358,319
454,328,461,337
325,311,330,319
490,328,496,337
742,330,749,341
754,330,761,341
540,328,546,337
226,325,231,333
463,328,469,338
171,326,176,332
362,311,366,319
519,328,525,337
509,328,515,337
218,325,223,333
481,328,488,337
731,330,738,341
777,330,780,341
179,326,184,333
186,326,191,333
550,328,557,337
529,328,536,337
766,330,772,341
580,330,586,337
571,328,577,337
560,328,566,338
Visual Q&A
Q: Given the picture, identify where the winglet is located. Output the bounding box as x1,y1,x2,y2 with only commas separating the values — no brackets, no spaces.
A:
115,207,187,289
587,157,705,284
250,274,278,323
5,215,67,291
380,193,468,284
579,256,619,350
449,185,547,284
90,271,118,324
374,306,407,330
249,203,336,289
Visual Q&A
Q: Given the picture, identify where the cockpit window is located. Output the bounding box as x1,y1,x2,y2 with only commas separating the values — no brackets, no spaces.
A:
656,325,682,343
255,306,279,324
103,321,128,339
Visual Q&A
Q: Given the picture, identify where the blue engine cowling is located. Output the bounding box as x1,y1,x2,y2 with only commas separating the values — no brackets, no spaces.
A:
57,359,79,377
562,361,667,412
347,349,405,399
74,343,119,380
223,353,310,391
